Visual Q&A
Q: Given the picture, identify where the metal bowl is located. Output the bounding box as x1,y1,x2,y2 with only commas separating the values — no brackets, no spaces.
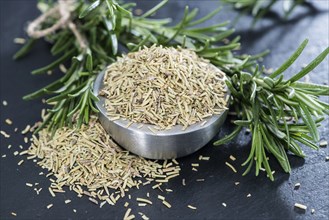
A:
93,70,229,159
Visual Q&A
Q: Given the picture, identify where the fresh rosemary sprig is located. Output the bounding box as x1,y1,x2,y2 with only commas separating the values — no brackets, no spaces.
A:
224,0,307,23
215,39,329,180
14,0,329,180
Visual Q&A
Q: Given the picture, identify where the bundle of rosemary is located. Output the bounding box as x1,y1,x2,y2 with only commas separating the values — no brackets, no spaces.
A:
15,0,329,180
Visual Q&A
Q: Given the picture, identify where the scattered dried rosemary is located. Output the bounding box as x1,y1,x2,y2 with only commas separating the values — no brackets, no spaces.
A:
102,45,228,130
24,116,181,205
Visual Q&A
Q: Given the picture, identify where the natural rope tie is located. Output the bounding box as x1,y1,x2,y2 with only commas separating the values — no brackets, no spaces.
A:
27,0,87,49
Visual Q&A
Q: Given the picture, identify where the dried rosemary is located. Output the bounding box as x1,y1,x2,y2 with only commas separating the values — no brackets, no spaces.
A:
26,115,181,204
102,45,228,130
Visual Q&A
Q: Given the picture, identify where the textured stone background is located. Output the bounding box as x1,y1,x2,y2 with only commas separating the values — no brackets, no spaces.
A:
1,1,328,219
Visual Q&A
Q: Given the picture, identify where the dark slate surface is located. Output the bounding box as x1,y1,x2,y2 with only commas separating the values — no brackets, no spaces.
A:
0,1,328,220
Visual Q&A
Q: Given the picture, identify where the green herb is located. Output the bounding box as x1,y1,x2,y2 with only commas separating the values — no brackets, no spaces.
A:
214,39,329,180
224,0,308,24
15,0,329,180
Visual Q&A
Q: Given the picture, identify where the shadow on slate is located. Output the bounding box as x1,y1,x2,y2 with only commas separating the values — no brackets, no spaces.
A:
235,6,327,54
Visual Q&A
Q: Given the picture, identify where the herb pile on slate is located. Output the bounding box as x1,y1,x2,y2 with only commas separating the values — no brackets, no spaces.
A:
15,0,329,180
25,115,181,205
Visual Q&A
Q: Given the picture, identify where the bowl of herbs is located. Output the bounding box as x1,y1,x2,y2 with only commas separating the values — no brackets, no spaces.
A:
94,45,230,159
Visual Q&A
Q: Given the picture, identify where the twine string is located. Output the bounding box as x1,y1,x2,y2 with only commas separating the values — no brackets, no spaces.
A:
27,0,87,50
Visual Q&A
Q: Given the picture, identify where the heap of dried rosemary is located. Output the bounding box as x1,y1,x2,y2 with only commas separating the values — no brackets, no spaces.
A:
102,45,228,130
23,115,180,205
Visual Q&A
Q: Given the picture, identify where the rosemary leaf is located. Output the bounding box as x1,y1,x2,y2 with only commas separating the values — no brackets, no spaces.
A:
269,39,308,78
79,0,101,18
31,48,76,75
213,126,242,146
288,47,329,82
13,38,37,60
141,0,168,18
